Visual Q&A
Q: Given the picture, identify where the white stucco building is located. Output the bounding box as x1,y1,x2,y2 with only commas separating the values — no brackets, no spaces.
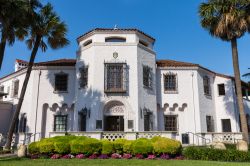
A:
0,28,250,145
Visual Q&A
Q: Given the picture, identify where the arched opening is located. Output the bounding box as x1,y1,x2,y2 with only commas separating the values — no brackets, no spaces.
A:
105,36,126,43
103,100,125,131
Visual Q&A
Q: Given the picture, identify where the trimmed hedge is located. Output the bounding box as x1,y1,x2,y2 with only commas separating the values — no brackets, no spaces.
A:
101,139,113,154
28,136,182,157
152,136,182,155
183,146,250,162
70,138,102,155
131,138,153,155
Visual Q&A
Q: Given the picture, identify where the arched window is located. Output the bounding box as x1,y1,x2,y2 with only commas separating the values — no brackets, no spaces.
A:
105,37,126,43
83,39,92,47
139,40,149,47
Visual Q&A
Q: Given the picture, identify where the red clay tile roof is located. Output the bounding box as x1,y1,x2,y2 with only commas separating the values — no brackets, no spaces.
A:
77,28,155,43
16,59,76,66
156,59,198,67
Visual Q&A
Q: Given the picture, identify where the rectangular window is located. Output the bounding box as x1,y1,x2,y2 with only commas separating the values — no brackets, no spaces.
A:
218,84,225,96
54,115,67,132
128,120,134,129
203,76,211,96
104,63,126,93
79,66,88,88
19,113,27,133
164,73,177,92
13,80,19,97
0,86,4,100
206,116,214,132
96,120,102,129
143,65,153,89
55,74,68,92
222,119,231,132
164,115,177,131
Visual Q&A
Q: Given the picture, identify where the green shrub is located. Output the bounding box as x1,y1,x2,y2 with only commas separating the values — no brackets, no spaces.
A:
70,138,102,155
38,140,55,154
54,142,70,154
131,138,153,155
183,146,250,162
123,140,133,154
113,139,127,154
225,143,236,150
28,142,39,154
101,139,113,154
152,136,182,155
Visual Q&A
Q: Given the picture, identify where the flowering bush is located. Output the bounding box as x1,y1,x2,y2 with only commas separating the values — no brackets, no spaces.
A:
76,154,86,159
50,154,61,159
135,154,144,159
160,154,170,160
88,154,98,159
30,154,39,159
98,154,109,159
111,153,122,159
123,153,132,159
147,154,156,160
61,154,71,159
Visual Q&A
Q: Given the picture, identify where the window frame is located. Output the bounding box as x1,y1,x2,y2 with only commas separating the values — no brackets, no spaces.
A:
105,36,126,43
54,115,68,132
13,80,19,98
218,83,225,96
104,63,127,93
54,73,68,93
143,65,153,89
79,66,88,89
206,115,214,132
164,115,178,132
164,73,178,93
0,86,4,100
203,76,211,96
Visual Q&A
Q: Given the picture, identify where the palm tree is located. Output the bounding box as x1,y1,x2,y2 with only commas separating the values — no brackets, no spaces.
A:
0,0,41,70
5,3,69,150
199,0,250,144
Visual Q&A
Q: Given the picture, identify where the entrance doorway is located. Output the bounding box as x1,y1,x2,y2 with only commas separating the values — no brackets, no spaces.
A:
104,116,124,131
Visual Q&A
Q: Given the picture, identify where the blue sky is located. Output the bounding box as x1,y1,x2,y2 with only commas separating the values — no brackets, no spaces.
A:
1,0,250,80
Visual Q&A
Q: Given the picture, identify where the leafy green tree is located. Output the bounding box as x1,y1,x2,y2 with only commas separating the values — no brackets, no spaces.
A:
5,3,69,150
199,0,250,144
0,0,41,69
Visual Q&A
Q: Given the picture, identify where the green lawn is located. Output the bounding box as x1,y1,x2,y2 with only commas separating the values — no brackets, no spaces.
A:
1,158,250,166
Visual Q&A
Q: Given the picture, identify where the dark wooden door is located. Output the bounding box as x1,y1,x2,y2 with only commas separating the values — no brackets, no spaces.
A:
104,116,124,131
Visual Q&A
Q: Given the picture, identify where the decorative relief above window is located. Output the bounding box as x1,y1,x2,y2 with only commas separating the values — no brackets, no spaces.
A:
164,72,177,93
104,63,127,93
79,66,88,89
143,65,153,89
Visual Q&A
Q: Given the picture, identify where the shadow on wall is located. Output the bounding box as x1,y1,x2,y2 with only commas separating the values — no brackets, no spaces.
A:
41,60,104,132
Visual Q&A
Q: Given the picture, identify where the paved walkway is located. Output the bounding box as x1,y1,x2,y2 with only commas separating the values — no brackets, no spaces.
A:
0,153,17,159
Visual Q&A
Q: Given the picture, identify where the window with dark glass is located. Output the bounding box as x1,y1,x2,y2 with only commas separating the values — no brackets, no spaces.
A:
203,76,211,96
139,40,149,47
54,115,67,132
13,80,19,97
128,120,134,129
83,40,92,47
222,119,232,132
218,84,225,96
55,74,68,92
19,113,27,133
104,63,126,92
96,120,102,129
143,65,153,89
206,116,214,132
164,73,177,92
0,86,4,100
164,115,177,131
79,66,88,88
105,37,126,42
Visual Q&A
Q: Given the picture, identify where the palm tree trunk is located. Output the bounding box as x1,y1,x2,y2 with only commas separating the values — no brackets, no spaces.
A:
0,34,7,70
231,37,249,143
5,36,41,150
